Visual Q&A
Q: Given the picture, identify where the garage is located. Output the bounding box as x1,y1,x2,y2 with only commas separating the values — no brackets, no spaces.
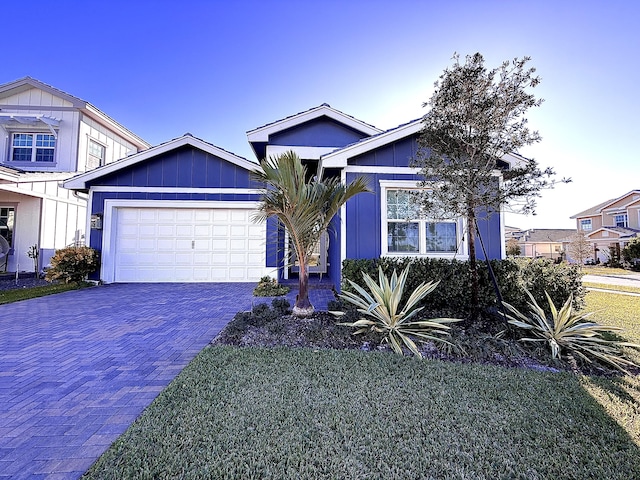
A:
113,206,265,283
63,135,267,284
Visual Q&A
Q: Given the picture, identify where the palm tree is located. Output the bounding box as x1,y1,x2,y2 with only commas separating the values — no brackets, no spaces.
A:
252,151,371,317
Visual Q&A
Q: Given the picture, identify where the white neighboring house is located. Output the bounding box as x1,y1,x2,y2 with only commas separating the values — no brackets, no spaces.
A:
0,77,150,273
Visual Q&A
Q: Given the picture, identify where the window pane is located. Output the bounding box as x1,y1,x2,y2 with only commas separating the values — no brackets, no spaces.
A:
0,207,15,246
387,190,419,220
426,222,457,252
388,222,419,252
36,134,56,147
12,148,32,162
35,149,55,162
13,134,33,146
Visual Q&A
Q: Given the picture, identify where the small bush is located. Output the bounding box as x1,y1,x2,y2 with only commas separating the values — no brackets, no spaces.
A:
253,276,290,297
45,246,99,284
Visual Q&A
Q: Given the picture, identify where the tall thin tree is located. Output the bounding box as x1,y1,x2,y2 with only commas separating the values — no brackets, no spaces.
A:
414,53,569,319
253,151,370,317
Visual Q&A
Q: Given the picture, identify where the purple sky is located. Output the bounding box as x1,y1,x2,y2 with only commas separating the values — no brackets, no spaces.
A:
5,0,639,229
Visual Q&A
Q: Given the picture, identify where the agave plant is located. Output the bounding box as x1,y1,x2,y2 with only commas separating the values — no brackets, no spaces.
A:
332,266,460,358
503,290,640,373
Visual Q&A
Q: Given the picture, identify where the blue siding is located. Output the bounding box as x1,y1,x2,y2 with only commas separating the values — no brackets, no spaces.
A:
89,146,255,189
270,117,369,148
344,173,502,262
349,135,419,168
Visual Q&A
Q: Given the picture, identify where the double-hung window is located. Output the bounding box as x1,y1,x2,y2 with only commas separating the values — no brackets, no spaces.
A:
614,214,628,228
11,133,56,163
580,219,592,231
384,188,462,256
88,138,106,168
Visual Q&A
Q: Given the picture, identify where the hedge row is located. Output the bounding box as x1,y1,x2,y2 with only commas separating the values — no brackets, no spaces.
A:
341,257,585,316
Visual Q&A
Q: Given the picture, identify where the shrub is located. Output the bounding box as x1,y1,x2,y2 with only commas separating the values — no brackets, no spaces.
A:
334,266,460,358
45,246,99,284
253,276,290,297
341,257,585,317
503,290,640,373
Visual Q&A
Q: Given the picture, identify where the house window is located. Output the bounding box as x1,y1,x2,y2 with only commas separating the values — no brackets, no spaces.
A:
614,214,628,228
0,207,15,246
88,139,106,167
11,133,56,162
385,189,460,255
580,219,592,231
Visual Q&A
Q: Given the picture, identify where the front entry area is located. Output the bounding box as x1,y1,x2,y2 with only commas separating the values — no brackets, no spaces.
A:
110,205,265,283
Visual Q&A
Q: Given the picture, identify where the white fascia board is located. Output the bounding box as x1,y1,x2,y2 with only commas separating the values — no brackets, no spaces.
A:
265,145,339,160
83,104,151,150
247,105,382,142
90,186,261,194
586,227,621,238
63,135,261,190
599,190,640,212
319,120,423,174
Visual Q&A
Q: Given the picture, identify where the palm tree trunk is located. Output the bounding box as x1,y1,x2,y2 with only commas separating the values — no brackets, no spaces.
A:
293,254,314,317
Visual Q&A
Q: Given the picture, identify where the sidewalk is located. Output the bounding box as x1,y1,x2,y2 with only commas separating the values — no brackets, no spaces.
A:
583,272,640,296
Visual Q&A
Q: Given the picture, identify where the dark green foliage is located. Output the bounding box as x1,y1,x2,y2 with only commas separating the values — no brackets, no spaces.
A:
270,297,291,315
253,276,290,297
341,257,585,316
45,246,99,284
622,237,640,266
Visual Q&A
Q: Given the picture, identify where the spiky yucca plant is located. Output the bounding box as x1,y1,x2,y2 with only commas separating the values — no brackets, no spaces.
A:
503,290,640,373
333,266,460,358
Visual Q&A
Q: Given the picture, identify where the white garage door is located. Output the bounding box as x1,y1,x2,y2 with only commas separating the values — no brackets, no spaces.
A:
114,207,265,282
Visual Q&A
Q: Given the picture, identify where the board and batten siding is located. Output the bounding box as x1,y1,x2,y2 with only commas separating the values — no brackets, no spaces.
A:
78,115,141,172
269,117,370,148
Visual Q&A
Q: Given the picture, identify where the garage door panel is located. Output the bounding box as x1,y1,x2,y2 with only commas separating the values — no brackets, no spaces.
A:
114,207,265,282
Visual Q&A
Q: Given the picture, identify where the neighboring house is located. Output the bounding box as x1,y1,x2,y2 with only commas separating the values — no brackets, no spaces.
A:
570,189,640,263
0,77,150,273
507,228,574,260
64,104,512,290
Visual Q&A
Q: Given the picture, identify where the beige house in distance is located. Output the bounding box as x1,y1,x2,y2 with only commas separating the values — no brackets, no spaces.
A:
570,189,640,263
506,228,574,261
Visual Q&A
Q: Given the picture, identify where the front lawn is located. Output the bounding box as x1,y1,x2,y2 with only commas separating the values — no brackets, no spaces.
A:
82,289,640,479
0,281,90,304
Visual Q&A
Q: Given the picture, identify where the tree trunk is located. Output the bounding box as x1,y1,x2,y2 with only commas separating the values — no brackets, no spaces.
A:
467,209,479,321
293,257,314,317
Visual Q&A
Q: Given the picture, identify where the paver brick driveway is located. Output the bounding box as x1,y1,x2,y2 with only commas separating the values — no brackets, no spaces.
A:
0,283,259,479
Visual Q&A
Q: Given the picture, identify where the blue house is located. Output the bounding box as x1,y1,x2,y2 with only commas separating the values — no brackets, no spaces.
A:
64,104,507,289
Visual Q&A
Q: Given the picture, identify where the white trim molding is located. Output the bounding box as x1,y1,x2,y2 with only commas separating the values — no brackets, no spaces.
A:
100,199,261,283
379,180,468,260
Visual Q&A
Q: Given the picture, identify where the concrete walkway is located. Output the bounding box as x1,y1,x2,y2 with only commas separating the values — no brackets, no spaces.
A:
583,272,640,296
0,283,333,479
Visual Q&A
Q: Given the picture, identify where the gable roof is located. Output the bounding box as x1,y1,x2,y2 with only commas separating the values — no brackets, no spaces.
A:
570,190,640,218
247,103,382,142
0,77,150,150
318,118,521,175
587,226,640,240
318,118,423,174
63,133,259,191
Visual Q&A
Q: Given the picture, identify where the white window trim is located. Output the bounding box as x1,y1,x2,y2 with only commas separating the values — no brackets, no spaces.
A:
88,137,107,166
10,132,57,163
379,180,468,259
613,213,628,228
100,199,262,283
580,219,592,231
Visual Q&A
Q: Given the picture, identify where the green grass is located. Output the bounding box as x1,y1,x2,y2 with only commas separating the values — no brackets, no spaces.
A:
583,266,633,276
85,345,640,480
577,290,640,451
0,281,90,304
